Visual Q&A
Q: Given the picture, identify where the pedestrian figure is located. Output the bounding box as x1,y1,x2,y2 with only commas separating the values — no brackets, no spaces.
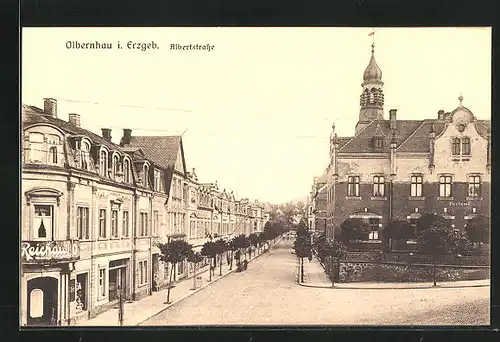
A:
243,260,248,270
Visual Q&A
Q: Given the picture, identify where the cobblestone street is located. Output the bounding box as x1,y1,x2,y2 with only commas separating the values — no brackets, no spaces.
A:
141,240,490,326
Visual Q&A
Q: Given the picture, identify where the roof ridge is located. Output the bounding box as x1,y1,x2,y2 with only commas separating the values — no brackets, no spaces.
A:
339,120,376,152
395,120,426,151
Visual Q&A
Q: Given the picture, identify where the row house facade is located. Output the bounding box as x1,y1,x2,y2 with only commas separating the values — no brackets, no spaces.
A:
308,173,328,234
21,98,269,326
324,44,491,246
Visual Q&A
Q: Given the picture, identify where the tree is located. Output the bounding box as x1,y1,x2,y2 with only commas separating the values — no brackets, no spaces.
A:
465,215,490,247
248,233,260,258
201,241,217,281
340,218,369,243
383,219,412,250
293,235,311,283
296,218,310,238
417,213,451,235
158,240,193,303
231,234,249,263
214,238,227,276
257,232,266,253
186,251,203,290
418,224,472,286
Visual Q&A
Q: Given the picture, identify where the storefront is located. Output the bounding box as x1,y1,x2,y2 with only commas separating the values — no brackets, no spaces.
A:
21,239,80,326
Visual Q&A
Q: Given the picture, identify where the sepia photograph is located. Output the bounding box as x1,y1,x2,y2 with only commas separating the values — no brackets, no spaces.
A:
20,27,491,327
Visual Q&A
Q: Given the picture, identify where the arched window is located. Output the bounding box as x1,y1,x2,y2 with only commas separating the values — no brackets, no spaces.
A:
123,158,130,183
48,146,57,164
99,150,107,176
81,141,90,170
29,133,45,163
113,154,120,177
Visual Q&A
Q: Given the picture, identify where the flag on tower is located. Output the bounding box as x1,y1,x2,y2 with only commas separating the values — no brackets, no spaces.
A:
368,30,375,36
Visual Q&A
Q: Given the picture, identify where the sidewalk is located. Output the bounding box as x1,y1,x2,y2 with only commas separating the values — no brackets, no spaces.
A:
299,254,490,290
77,239,281,326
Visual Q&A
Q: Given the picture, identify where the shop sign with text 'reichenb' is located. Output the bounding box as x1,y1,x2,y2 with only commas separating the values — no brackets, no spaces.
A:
21,240,80,263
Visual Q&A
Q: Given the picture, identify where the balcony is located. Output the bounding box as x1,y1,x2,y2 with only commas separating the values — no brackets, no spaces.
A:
21,240,80,264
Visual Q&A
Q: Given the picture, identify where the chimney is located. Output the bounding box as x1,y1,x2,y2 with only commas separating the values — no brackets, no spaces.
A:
437,110,445,120
101,128,112,142
68,113,81,127
121,128,132,146
43,98,57,117
389,109,397,130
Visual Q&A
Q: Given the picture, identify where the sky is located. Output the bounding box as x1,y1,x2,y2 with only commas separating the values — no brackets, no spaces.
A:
22,27,491,204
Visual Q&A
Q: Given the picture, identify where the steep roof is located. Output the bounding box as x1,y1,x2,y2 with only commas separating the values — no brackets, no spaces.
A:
22,105,126,152
339,119,433,153
126,136,182,170
338,116,490,154
397,121,445,152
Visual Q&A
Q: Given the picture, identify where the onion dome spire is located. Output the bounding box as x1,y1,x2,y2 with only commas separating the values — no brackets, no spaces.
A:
363,43,383,83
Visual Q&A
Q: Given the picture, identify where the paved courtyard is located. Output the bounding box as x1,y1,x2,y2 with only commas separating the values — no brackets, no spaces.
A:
141,240,490,326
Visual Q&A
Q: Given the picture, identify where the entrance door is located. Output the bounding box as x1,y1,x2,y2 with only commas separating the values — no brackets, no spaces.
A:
109,268,126,302
27,277,58,326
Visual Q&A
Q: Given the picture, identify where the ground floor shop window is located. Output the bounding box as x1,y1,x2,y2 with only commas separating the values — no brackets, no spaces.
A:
109,259,127,301
76,273,88,312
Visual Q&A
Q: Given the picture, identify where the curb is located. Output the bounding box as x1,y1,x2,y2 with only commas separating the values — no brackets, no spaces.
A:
136,238,281,325
297,281,490,290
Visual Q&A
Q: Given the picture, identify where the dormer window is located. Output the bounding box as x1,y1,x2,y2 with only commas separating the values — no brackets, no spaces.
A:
48,146,58,164
112,154,121,179
28,132,45,163
99,150,108,177
123,159,130,183
154,168,162,192
80,141,90,170
373,137,383,149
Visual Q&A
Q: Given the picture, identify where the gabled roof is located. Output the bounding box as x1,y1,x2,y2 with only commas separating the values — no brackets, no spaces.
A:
339,119,430,153
125,136,183,171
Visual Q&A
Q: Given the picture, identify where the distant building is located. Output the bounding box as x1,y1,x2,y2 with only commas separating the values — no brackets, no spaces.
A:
325,44,491,247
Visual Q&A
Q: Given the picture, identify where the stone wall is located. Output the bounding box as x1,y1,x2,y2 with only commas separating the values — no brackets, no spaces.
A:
337,261,490,283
